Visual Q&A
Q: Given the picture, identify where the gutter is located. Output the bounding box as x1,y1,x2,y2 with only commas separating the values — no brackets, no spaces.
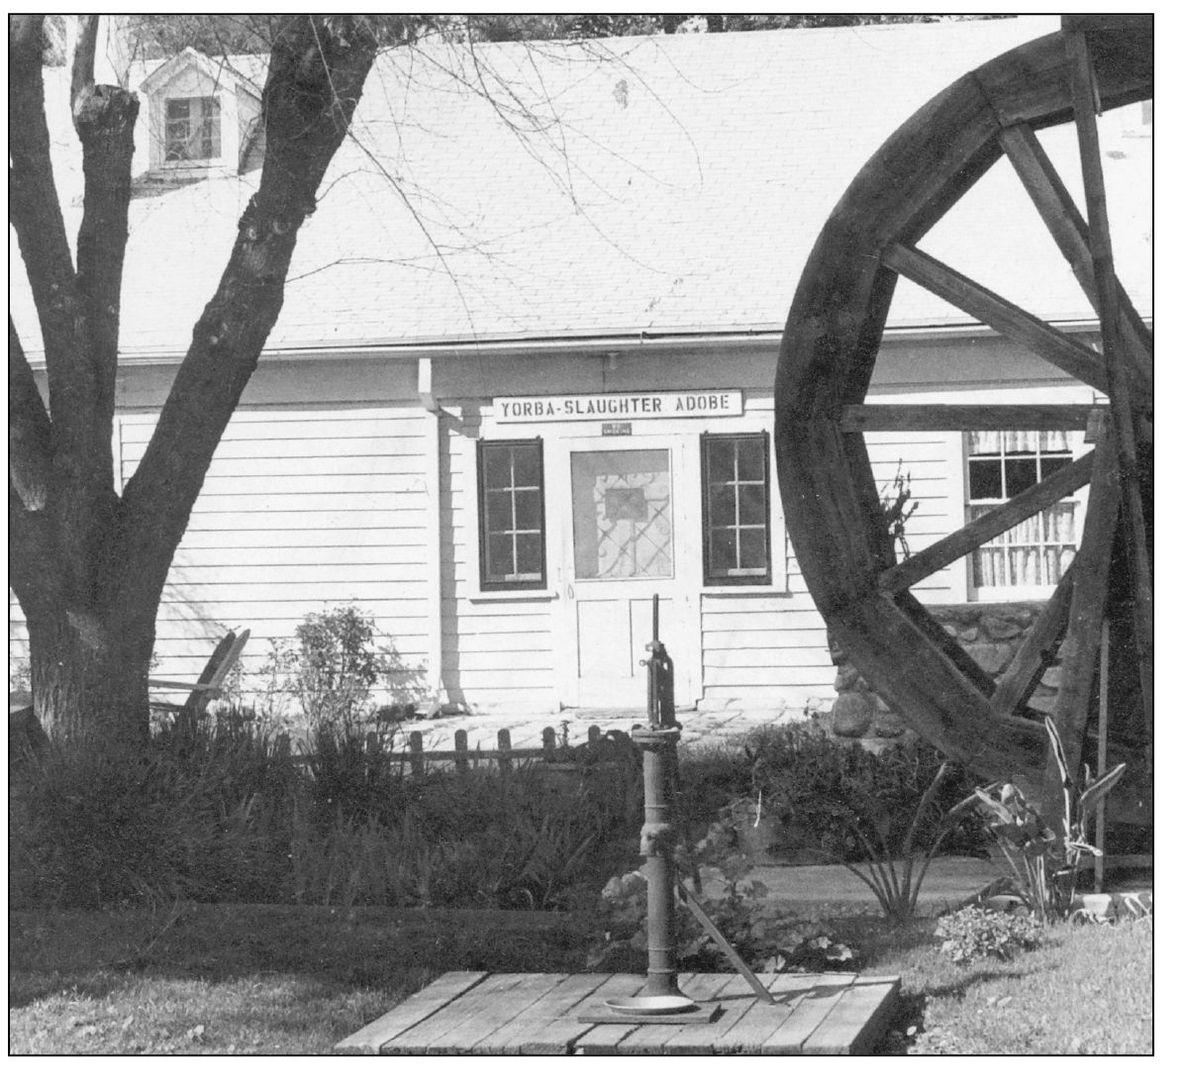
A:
88,315,1123,370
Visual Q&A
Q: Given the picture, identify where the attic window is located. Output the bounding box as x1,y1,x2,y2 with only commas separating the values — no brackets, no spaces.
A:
165,96,221,162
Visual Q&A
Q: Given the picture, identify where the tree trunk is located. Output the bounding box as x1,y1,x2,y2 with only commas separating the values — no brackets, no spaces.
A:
24,598,157,749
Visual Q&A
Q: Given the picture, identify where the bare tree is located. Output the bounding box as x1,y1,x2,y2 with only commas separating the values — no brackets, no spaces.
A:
9,14,379,749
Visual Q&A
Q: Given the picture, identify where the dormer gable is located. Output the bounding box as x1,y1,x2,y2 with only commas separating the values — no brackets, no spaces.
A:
137,47,265,179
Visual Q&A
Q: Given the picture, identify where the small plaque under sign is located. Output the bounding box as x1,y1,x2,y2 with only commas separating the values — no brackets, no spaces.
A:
602,422,632,436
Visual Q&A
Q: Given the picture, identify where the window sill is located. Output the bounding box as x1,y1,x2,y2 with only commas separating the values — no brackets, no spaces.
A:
467,589,558,603
700,583,789,597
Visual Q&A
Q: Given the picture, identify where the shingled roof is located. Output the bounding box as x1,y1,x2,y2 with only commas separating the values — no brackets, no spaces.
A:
12,16,1150,359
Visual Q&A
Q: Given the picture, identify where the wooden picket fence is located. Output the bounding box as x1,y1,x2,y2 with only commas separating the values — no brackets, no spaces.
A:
283,723,631,776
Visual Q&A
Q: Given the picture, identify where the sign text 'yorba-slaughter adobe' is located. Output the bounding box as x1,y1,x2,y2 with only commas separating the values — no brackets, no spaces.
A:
493,390,744,422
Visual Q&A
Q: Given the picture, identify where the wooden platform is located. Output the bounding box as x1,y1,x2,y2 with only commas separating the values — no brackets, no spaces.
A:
335,971,900,1055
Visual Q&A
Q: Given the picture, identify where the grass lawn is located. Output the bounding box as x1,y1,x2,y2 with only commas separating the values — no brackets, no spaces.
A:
862,915,1153,1054
9,904,587,1054
10,902,1151,1054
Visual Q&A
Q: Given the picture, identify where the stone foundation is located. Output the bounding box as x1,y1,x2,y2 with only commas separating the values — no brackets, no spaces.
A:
826,601,1056,742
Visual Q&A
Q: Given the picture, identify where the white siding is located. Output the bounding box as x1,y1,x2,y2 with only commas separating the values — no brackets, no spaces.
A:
438,407,558,711
120,405,432,698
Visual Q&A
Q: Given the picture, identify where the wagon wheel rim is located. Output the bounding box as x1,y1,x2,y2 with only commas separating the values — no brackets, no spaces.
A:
774,18,1151,787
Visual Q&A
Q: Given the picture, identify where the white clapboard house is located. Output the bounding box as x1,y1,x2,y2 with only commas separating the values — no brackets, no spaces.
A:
9,17,1151,714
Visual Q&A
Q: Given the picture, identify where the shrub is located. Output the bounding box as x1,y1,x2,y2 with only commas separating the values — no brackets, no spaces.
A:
935,904,1044,964
262,606,428,727
752,724,985,863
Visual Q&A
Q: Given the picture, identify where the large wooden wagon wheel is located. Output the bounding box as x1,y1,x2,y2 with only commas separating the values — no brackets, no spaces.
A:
775,16,1152,818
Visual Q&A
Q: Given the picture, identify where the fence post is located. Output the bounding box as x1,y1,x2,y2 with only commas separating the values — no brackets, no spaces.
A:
542,726,556,762
455,729,469,774
497,728,512,777
365,731,379,756
409,730,424,777
588,725,601,746
276,733,291,759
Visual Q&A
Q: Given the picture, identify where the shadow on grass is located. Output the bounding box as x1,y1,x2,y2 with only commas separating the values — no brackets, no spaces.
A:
10,903,593,1010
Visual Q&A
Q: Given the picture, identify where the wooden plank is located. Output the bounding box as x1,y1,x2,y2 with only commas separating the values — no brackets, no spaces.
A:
416,972,566,1054
1048,434,1121,787
998,123,1152,390
893,589,997,700
472,973,610,1055
660,975,759,1054
802,976,899,1055
879,451,1094,595
607,974,735,1054
760,973,856,1054
881,451,1094,596
841,403,1096,433
699,974,815,1054
1066,28,1154,741
569,974,647,1054
992,563,1075,716
334,970,487,1054
883,244,1110,393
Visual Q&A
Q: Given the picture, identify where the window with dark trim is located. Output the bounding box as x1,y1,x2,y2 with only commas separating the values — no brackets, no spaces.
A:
165,96,222,162
966,430,1078,593
701,432,771,586
477,439,546,590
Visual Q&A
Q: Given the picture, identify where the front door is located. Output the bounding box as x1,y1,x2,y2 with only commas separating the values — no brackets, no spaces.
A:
556,440,695,708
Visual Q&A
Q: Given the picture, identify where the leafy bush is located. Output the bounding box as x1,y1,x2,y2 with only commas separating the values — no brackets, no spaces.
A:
262,606,427,727
751,723,985,862
11,713,641,913
10,718,295,908
935,905,1044,964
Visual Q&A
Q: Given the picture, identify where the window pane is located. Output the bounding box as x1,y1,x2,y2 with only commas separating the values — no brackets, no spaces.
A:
708,483,735,525
1039,453,1071,481
483,446,511,489
706,441,734,484
486,533,515,578
738,527,767,570
737,483,765,525
709,528,736,576
1004,456,1038,495
514,489,540,529
513,444,541,487
572,449,671,579
516,533,542,577
485,489,512,533
968,459,1002,500
735,438,764,481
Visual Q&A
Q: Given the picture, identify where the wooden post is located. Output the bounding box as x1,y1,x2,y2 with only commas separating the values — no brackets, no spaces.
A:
497,728,512,777
454,729,469,774
542,726,556,761
365,731,379,756
588,725,601,746
1095,619,1110,893
409,730,424,777
276,732,290,759
1066,25,1154,746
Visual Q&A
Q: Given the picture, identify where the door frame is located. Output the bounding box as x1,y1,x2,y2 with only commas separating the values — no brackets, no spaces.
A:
547,432,702,708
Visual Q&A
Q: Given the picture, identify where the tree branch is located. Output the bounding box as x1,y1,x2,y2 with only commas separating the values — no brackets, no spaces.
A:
8,318,53,511
72,13,139,449
71,14,99,104
118,16,379,609
9,14,87,398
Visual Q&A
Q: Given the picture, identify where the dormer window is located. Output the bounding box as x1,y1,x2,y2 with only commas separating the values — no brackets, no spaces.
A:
164,96,222,163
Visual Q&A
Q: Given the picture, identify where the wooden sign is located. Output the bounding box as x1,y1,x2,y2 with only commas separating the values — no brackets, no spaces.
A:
493,390,743,422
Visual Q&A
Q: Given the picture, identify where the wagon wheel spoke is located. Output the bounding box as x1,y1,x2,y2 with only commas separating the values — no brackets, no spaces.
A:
882,243,1113,396
991,563,1075,716
1043,429,1122,781
878,450,1094,595
1065,25,1154,745
998,123,1153,389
